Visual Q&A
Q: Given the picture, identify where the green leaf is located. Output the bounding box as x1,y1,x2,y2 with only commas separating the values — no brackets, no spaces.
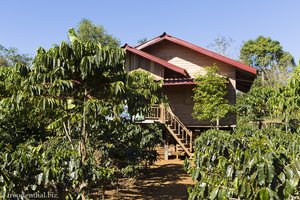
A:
258,163,266,186
226,165,233,178
68,28,78,43
31,184,37,191
217,188,226,200
209,187,219,200
259,188,269,200
37,173,43,185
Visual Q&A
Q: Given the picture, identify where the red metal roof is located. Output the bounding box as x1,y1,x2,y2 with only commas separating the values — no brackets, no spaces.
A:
124,44,189,77
163,78,195,86
136,32,257,75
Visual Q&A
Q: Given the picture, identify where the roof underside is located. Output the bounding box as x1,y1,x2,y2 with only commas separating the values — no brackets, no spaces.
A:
236,69,256,92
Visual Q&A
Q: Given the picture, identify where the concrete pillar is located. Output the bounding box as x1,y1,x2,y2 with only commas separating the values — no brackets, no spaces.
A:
164,142,168,160
163,130,169,160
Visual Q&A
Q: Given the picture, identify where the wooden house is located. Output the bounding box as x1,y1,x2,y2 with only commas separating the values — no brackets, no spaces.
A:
124,33,257,158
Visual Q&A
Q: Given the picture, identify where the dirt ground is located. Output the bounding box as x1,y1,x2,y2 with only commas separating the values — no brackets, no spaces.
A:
105,159,195,200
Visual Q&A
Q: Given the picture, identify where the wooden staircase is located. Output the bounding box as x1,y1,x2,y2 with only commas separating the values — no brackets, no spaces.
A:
146,105,193,157
164,107,193,157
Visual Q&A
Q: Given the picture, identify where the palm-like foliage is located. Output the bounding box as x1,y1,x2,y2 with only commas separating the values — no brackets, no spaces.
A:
0,29,163,199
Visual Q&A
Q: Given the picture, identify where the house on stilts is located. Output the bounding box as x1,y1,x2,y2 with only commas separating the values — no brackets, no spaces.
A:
124,33,257,159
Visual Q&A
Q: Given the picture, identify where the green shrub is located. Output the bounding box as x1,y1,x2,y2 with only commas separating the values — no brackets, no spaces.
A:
184,127,300,199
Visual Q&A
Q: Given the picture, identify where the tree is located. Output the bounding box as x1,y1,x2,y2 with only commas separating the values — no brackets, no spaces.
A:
237,61,300,131
0,45,31,66
0,29,163,199
269,61,300,132
0,65,48,149
137,37,148,45
75,18,120,47
207,36,235,58
0,29,127,199
240,36,295,87
237,86,275,129
192,66,231,129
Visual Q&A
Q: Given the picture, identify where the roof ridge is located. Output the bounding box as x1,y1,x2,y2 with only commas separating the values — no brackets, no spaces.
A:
134,33,257,75
134,32,168,49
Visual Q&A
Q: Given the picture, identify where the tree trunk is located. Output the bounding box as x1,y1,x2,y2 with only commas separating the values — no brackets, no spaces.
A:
80,88,89,162
258,120,263,129
261,70,265,86
216,118,220,130
80,88,88,199
102,188,106,200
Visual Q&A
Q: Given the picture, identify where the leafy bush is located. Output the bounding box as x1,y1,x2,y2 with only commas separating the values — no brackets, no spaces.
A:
0,138,115,199
185,127,300,199
0,29,163,199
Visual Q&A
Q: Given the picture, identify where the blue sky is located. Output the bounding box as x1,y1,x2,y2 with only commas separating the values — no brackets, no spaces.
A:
1,0,299,62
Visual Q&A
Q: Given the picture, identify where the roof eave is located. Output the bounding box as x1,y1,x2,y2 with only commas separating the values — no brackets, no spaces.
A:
136,33,257,76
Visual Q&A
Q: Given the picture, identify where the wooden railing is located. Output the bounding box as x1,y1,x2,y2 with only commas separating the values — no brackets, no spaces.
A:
144,105,161,120
145,105,193,157
145,104,165,122
164,107,193,155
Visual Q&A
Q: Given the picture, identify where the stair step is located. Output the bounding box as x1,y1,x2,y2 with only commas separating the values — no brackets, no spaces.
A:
163,108,193,158
178,140,189,146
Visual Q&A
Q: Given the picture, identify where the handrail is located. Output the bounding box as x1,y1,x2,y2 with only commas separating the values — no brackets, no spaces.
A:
164,106,193,154
165,107,193,138
143,104,194,156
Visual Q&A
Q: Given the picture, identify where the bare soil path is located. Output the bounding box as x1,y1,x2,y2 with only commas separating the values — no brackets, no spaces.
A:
106,159,195,200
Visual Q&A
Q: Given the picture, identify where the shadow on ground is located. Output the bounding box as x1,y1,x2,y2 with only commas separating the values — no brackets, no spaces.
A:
108,160,194,200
